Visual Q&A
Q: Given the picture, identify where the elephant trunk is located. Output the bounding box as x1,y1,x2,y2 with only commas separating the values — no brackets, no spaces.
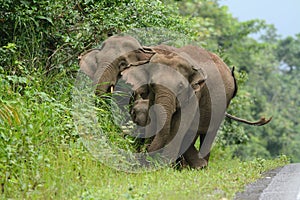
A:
94,63,119,95
147,85,176,152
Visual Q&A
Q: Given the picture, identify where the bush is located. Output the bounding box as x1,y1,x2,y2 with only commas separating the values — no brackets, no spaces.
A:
0,0,189,76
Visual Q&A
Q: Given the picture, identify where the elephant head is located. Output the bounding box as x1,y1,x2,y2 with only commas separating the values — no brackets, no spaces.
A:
121,49,207,161
130,87,150,127
78,35,155,95
128,49,207,126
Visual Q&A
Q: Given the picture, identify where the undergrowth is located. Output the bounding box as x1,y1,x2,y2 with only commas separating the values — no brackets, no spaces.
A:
0,69,289,199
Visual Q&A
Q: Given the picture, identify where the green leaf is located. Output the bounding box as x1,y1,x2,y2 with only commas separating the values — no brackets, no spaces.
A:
36,16,54,25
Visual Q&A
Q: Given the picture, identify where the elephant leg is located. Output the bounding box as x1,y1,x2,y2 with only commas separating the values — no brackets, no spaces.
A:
183,143,208,169
198,114,225,165
200,133,210,162
177,127,207,169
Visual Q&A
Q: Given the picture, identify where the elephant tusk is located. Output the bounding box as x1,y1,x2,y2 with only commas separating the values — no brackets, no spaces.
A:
110,85,114,93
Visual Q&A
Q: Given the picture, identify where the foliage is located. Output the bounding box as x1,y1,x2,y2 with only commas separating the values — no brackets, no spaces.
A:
0,0,189,76
276,34,300,72
223,27,300,162
174,0,268,50
1,142,289,199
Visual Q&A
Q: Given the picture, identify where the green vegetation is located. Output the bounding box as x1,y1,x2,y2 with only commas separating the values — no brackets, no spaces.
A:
0,141,289,199
0,0,298,199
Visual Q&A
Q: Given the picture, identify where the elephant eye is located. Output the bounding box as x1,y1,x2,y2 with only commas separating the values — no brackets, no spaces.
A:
191,83,199,90
140,92,148,99
119,60,128,70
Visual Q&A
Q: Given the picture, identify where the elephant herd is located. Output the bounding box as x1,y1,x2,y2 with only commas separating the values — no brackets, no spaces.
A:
78,35,271,169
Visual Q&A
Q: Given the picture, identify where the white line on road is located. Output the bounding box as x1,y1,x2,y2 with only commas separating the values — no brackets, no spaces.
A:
297,186,300,200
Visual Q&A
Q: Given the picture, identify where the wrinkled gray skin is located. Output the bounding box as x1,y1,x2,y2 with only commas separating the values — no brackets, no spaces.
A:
79,36,270,169
79,36,155,95
79,36,206,167
129,45,237,169
122,49,208,167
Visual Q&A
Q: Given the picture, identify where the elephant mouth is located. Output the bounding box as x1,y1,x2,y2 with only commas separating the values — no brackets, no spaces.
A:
134,118,149,127
130,108,150,127
130,100,150,127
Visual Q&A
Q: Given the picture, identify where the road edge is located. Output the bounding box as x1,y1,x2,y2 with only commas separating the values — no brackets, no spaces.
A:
234,166,284,200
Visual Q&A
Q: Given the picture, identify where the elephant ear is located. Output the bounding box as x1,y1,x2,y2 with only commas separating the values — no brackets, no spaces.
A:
78,49,101,79
178,51,208,93
141,46,156,57
121,66,148,91
190,67,207,93
127,47,156,67
119,47,156,71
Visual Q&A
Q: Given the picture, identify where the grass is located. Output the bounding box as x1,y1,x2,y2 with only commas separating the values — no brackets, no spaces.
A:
0,71,289,200
1,141,289,200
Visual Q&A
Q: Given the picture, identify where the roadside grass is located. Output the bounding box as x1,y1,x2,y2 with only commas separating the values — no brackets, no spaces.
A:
0,71,289,200
1,141,289,200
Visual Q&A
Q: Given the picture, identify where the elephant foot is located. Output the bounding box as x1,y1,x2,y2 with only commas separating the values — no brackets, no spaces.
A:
190,158,208,169
146,143,154,152
183,145,208,170
176,156,207,170
172,156,188,170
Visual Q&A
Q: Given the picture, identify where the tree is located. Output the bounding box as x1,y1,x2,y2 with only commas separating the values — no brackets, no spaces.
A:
277,34,300,73
0,0,189,75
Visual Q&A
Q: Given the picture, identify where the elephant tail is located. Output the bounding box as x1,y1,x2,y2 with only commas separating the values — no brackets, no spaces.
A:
225,112,272,126
231,66,238,98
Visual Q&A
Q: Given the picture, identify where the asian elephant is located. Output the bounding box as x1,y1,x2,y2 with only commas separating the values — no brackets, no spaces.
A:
78,35,271,169
128,45,271,169
79,37,207,166
121,48,208,165
78,35,155,95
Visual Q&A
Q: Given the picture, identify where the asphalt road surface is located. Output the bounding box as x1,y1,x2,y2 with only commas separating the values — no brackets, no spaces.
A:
235,163,300,200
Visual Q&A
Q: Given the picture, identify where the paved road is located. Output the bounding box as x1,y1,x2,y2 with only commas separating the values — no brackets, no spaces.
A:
235,163,300,200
